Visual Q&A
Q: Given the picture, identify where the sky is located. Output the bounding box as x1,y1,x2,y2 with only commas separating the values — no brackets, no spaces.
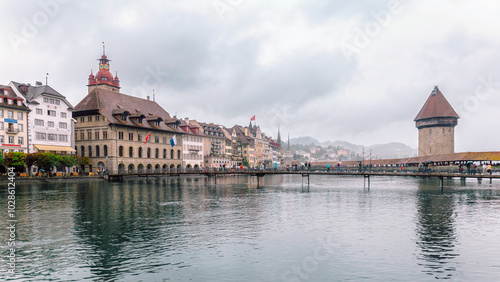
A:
1,0,500,152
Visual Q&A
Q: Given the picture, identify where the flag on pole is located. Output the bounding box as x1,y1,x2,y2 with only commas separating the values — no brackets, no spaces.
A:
250,115,255,121
170,135,177,147
144,132,151,143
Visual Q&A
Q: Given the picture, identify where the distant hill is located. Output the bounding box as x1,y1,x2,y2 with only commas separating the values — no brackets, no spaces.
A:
290,137,417,159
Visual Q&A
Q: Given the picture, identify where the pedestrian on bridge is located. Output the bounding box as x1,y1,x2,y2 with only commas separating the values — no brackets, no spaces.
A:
327,163,330,172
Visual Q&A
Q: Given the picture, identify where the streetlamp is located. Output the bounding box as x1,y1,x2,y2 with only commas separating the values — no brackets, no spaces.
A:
362,147,365,171
369,149,372,171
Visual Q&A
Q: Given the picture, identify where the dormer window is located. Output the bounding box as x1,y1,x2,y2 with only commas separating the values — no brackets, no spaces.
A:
155,120,160,126
137,118,143,124
121,115,127,121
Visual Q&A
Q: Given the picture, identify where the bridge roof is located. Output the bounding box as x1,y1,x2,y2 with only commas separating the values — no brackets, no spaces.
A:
310,151,500,167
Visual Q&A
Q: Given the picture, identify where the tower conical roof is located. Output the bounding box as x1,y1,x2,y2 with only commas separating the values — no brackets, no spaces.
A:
414,86,459,121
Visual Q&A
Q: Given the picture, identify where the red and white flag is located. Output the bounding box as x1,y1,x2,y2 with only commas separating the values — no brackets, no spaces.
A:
144,132,151,143
250,115,255,121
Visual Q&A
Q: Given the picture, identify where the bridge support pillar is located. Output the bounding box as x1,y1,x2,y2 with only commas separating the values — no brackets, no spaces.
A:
364,175,370,189
439,177,444,192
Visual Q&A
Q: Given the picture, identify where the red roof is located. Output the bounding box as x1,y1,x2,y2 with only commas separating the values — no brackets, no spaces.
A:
414,86,459,121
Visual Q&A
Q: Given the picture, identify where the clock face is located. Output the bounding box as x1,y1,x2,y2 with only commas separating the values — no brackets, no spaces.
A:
99,64,104,69
105,65,109,69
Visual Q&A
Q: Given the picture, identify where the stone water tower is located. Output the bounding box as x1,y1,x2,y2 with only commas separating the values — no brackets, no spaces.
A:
414,86,459,157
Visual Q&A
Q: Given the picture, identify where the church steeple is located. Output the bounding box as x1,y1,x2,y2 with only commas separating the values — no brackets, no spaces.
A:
88,43,120,93
277,124,281,145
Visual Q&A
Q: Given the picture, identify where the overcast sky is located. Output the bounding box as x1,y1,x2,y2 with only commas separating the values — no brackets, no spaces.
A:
1,0,500,151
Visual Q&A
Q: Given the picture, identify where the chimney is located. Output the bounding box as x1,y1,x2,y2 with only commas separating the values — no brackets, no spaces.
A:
184,117,189,124
147,96,150,100
36,81,43,86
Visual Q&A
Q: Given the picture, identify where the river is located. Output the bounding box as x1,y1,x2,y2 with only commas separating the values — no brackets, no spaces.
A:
1,175,500,281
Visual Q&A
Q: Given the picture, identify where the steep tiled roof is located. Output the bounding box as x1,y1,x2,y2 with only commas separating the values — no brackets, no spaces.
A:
415,86,459,121
74,88,183,133
10,81,74,109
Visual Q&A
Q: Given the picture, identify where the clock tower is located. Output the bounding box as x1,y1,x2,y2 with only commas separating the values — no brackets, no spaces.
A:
87,44,120,93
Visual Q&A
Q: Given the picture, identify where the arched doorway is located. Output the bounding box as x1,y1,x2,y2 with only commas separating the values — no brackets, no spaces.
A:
162,164,168,173
186,164,192,172
138,164,144,173
177,164,181,172
155,164,160,173
147,164,152,173
128,164,135,173
170,164,175,172
118,163,125,174
194,164,199,172
97,161,105,173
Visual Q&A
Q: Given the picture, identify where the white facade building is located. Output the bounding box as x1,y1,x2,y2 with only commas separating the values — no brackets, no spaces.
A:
180,119,204,170
9,81,75,154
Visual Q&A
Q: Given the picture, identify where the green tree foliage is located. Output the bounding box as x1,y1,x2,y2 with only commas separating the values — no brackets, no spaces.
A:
35,153,60,172
59,155,76,168
0,152,4,166
25,153,38,175
4,152,27,172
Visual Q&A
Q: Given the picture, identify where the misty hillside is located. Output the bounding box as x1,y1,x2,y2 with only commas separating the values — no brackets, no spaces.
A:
290,137,417,159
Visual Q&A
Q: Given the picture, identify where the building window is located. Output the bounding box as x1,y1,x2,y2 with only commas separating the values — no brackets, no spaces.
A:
95,116,100,121
104,145,108,157
58,135,68,142
163,149,166,159
18,137,23,145
119,146,123,157
55,100,60,105
177,150,181,159
87,131,92,140
103,131,108,139
80,117,84,122
88,145,92,157
8,136,14,144
44,98,49,103
129,133,134,140
118,132,124,140
96,145,100,157
163,137,167,144
0,122,3,130
48,110,56,116
17,112,23,120
80,132,85,140
171,149,174,159
18,124,23,132
59,122,67,129
0,136,3,143
155,148,159,158
155,136,159,143
95,132,99,140
0,110,3,117
35,119,44,126
7,99,13,105
137,118,142,124
129,147,133,157
138,147,143,158
48,121,54,127
88,116,92,122
36,132,46,140
155,120,160,126
61,112,67,118
147,148,151,158
81,146,85,156
121,115,126,121
138,134,142,142
8,111,13,119
48,134,57,141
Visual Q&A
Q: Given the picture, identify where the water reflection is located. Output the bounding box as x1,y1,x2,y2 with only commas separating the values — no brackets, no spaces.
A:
415,179,458,279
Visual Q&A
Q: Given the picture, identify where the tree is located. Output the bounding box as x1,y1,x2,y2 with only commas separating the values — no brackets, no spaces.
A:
59,155,76,173
0,152,4,166
36,153,59,174
25,153,38,176
75,155,90,174
4,152,26,172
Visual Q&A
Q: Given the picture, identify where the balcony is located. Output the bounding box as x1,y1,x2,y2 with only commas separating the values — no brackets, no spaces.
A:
6,128,19,134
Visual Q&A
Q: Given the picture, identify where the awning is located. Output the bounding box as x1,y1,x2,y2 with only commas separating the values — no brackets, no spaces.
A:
34,144,76,152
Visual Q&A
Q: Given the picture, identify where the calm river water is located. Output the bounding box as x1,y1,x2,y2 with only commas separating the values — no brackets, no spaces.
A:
1,175,500,281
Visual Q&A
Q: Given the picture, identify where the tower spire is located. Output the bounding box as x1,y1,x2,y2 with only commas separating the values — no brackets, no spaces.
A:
102,41,105,56
277,124,281,145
